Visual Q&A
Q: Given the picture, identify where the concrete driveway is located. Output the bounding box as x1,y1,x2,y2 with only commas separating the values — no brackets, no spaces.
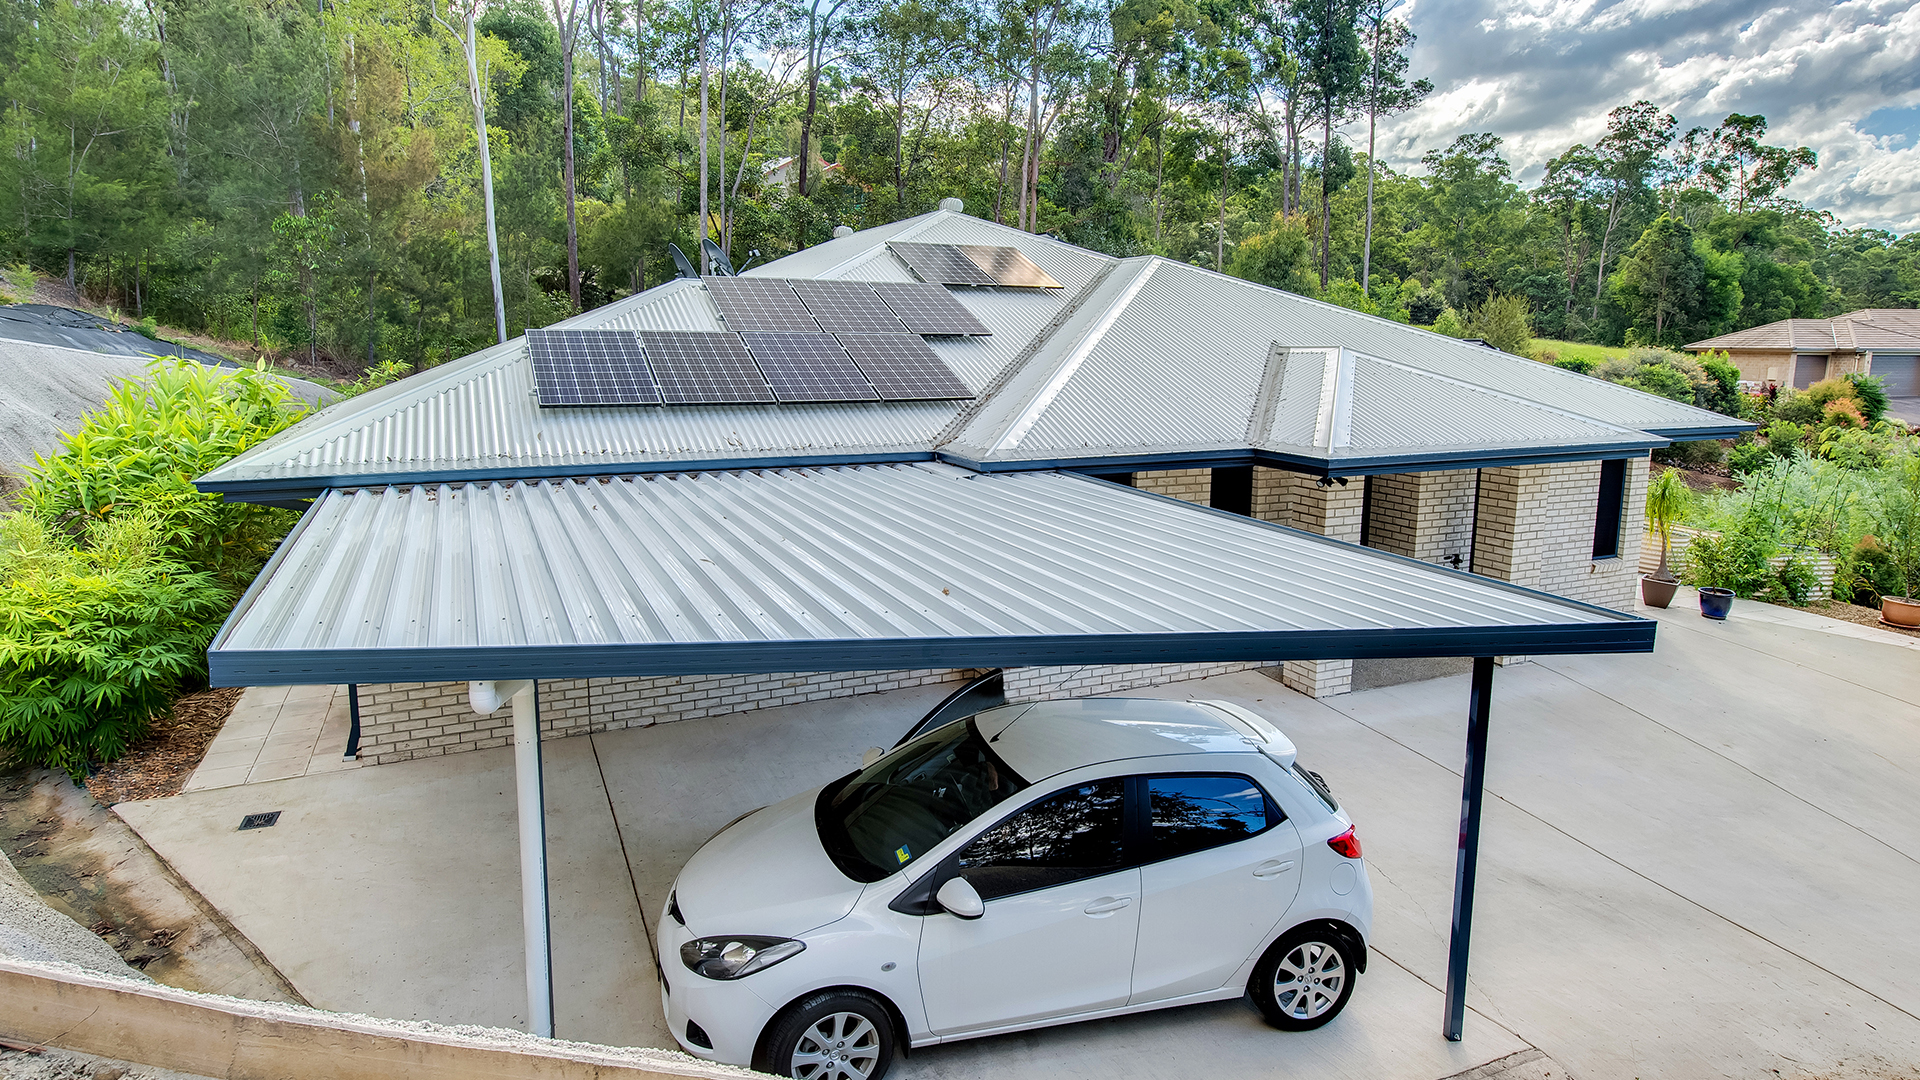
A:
115,595,1920,1080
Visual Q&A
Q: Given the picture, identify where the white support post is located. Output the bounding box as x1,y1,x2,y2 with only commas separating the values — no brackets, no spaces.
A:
512,681,554,1039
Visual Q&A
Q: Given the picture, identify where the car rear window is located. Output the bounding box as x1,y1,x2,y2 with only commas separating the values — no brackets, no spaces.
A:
817,719,1029,882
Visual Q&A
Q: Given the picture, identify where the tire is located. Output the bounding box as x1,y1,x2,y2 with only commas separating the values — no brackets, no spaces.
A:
1249,925,1360,1031
754,990,896,1080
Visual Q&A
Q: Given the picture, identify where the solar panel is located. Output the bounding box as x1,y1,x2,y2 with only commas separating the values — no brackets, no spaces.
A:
739,332,879,403
888,242,997,286
636,331,775,404
870,282,993,336
526,329,661,407
835,334,973,401
703,277,820,331
957,245,1062,288
791,280,912,334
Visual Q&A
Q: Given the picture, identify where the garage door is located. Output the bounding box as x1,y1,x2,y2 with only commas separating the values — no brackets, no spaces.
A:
1873,354,1919,396
1793,354,1829,389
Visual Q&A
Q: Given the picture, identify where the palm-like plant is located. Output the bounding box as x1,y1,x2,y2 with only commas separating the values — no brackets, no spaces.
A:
1645,467,1690,582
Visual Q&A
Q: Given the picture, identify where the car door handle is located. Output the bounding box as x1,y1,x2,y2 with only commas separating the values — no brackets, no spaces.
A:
1083,896,1133,915
1253,860,1296,878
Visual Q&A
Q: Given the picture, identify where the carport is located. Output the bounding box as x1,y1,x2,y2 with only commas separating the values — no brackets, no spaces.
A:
206,462,1654,1045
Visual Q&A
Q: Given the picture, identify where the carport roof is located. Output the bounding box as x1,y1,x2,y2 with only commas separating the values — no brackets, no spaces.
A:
208,463,1652,686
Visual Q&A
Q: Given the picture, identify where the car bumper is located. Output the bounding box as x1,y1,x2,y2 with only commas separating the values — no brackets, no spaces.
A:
658,907,780,1067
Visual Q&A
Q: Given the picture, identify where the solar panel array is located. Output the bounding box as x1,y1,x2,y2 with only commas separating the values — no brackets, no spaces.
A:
741,332,880,403
836,333,972,400
869,282,993,336
638,331,776,404
792,280,912,334
887,242,1062,288
889,242,998,286
704,276,822,331
529,272,992,407
527,329,661,406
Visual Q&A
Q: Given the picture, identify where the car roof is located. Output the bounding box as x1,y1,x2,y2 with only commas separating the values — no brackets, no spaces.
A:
972,698,1295,782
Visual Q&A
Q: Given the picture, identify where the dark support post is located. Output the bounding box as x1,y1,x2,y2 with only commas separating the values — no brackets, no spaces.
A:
344,684,361,760
1445,655,1496,1041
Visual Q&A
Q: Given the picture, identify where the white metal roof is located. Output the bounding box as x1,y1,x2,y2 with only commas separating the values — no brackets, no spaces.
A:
197,210,1747,500
207,463,1651,685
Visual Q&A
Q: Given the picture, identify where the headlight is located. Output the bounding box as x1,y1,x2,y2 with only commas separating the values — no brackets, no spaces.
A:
679,936,805,980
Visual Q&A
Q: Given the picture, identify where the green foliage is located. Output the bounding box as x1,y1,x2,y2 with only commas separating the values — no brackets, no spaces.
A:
1868,457,1920,599
1550,355,1595,374
1843,373,1890,425
1595,347,1707,404
1226,213,1315,293
1430,307,1467,337
0,513,233,777
1644,468,1689,576
1844,537,1906,605
1770,554,1817,605
1682,516,1774,596
1465,293,1532,354
1317,278,1410,322
0,361,309,773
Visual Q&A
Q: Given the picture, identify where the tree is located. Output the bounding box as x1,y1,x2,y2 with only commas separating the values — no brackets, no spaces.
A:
433,0,510,343
1586,101,1675,318
1610,214,1704,346
1292,0,1362,289
1355,0,1427,293
550,0,585,305
1685,113,1817,213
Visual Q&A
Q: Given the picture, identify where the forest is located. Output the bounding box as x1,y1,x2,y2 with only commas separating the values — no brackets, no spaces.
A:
1,0,1916,375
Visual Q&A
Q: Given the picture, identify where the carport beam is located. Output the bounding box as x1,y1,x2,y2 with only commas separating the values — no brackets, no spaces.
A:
513,681,555,1039
1444,656,1495,1041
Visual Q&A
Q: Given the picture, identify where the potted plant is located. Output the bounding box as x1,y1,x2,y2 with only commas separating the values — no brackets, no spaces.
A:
1871,460,1920,628
1684,520,1770,621
1641,468,1688,608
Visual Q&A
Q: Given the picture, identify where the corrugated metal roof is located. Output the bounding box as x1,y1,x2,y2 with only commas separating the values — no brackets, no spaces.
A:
208,463,1651,684
198,212,1746,499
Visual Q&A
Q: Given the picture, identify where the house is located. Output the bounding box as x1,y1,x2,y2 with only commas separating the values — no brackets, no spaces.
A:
1686,309,1920,394
196,204,1746,767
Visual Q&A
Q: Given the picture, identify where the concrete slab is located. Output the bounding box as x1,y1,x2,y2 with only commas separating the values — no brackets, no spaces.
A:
114,607,1920,1080
180,685,360,793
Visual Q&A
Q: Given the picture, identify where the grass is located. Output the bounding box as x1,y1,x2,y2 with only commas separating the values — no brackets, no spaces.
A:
1529,338,1631,365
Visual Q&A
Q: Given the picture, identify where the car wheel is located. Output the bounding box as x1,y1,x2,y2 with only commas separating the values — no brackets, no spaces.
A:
1249,926,1358,1031
755,990,895,1080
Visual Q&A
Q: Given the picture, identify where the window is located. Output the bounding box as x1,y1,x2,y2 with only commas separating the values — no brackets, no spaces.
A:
818,720,1029,883
1592,459,1626,560
1210,466,1253,516
1146,775,1280,860
957,780,1126,900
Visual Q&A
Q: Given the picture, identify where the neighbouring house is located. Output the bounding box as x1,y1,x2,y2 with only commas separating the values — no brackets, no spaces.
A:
195,205,1747,767
1686,309,1920,394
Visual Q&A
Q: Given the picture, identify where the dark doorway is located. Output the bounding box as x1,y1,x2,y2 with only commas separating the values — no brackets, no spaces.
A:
1210,466,1253,516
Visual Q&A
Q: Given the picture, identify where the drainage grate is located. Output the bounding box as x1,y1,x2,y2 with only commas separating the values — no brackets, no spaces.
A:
238,811,282,831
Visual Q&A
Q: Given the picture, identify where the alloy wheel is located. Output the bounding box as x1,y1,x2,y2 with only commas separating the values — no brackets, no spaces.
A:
1273,940,1347,1021
790,1011,882,1080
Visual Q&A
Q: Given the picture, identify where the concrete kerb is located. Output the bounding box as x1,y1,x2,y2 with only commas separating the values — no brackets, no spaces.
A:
0,957,766,1080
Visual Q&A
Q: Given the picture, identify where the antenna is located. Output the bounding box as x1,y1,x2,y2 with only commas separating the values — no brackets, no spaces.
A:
701,239,736,276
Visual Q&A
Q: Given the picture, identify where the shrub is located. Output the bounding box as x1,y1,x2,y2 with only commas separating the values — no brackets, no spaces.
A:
1843,536,1906,604
1465,293,1533,355
1551,356,1595,375
0,514,233,777
18,359,308,585
1430,308,1467,338
1823,398,1865,429
1727,439,1772,475
1682,519,1775,597
1767,555,1817,606
1654,438,1726,468
1771,389,1824,427
1844,373,1890,425
1868,457,1920,599
1594,348,1712,406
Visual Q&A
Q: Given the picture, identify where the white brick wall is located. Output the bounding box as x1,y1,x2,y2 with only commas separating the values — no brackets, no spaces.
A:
1003,662,1271,702
1365,470,1476,568
1471,457,1647,611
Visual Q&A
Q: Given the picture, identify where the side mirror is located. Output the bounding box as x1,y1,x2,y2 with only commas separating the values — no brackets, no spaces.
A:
860,746,886,768
934,876,984,920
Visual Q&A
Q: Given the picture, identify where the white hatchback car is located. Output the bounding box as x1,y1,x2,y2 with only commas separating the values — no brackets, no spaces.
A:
659,694,1372,1079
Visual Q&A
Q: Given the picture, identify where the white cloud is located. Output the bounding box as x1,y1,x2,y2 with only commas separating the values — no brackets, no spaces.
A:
1374,0,1920,231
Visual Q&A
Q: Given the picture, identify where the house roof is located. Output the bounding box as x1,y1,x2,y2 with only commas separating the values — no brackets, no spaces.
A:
198,210,1747,502
1688,310,1920,353
206,463,1653,685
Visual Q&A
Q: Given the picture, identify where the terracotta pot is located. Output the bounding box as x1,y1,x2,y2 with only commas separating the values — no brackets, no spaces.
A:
1699,587,1735,620
1640,576,1679,608
1881,596,1920,628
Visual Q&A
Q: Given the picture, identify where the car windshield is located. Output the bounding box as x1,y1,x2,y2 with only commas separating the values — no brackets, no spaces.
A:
817,719,1028,882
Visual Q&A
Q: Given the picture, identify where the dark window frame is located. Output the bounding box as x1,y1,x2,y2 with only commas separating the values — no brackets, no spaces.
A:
1592,459,1626,560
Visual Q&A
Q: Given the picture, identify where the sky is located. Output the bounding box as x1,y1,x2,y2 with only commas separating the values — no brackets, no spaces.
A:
1376,0,1920,233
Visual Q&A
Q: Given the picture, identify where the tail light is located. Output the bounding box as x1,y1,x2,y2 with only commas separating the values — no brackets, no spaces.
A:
1327,827,1362,859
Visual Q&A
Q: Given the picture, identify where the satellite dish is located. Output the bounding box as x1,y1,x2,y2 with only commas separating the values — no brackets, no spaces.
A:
668,243,699,280
702,238,737,276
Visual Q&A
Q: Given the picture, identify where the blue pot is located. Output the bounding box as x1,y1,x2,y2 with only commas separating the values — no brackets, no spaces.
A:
1699,587,1734,620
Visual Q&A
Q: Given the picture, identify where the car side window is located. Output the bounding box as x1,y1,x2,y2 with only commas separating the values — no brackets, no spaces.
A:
956,780,1126,901
1146,775,1280,860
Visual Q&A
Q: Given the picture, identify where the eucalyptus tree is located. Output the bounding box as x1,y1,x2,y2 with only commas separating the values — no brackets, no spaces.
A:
432,0,509,342
550,0,586,304
1354,0,1427,292
1584,100,1675,318
1291,0,1361,288
1685,113,1818,214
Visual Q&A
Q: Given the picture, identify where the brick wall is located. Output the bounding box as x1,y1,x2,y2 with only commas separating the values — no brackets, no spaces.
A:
1471,457,1647,611
355,669,979,765
1133,468,1211,504
1003,661,1271,703
1250,467,1362,696
1364,470,1476,567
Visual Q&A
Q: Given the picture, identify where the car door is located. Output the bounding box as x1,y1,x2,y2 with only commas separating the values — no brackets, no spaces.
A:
917,778,1140,1035
1128,772,1303,1005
